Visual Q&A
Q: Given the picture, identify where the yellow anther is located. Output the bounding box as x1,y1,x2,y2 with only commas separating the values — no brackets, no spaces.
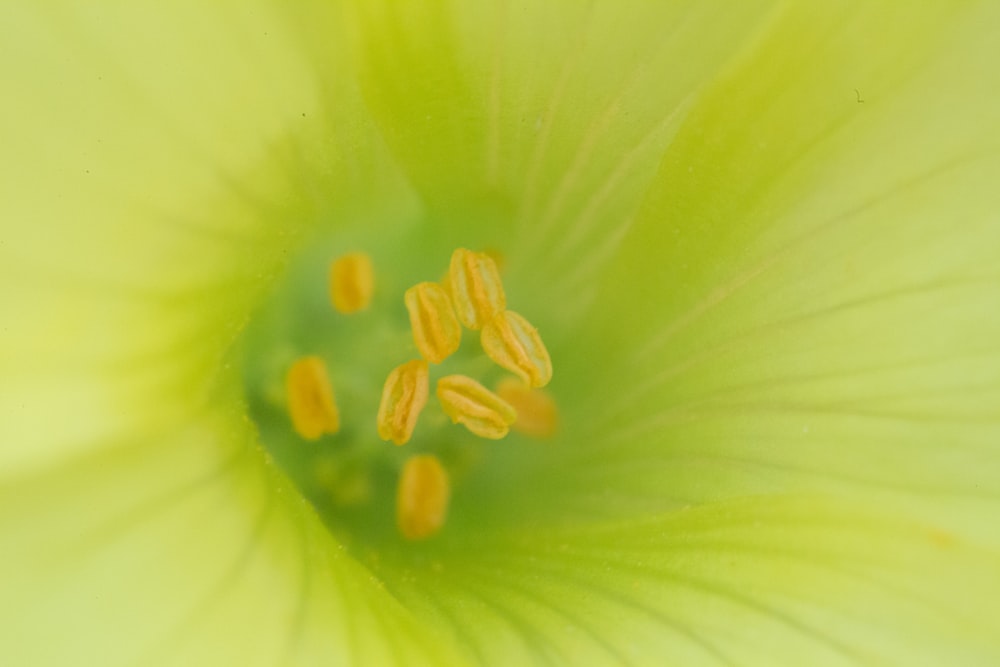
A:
405,281,462,364
396,454,450,540
481,310,553,388
495,377,559,438
376,359,429,445
330,251,374,314
436,374,517,439
286,356,340,440
448,247,506,330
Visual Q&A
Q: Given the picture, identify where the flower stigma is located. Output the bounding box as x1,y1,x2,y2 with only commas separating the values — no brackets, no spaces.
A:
242,246,557,546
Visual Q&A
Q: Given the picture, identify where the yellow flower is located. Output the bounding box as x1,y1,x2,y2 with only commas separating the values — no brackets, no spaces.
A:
2,2,1000,665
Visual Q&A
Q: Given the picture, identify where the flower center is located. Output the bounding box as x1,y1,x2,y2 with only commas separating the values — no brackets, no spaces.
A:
241,244,557,548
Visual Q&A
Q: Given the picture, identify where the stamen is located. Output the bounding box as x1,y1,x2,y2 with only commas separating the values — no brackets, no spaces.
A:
481,310,553,387
448,247,506,330
286,356,340,440
252,243,561,545
376,359,429,445
330,251,375,314
496,377,559,438
436,374,517,439
405,281,462,364
396,454,450,540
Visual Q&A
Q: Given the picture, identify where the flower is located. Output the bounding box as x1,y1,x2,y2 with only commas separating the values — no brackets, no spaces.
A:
3,1,1000,665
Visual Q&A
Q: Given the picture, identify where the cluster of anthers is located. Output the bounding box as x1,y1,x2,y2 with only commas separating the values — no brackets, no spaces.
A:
283,248,557,540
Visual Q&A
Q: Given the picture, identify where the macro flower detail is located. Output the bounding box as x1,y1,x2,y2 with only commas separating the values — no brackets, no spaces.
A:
281,243,550,537
3,2,1000,666
481,310,553,388
448,247,507,330
405,281,462,364
329,251,375,314
396,454,451,541
285,355,340,441
495,378,559,438
436,374,518,440
377,359,431,446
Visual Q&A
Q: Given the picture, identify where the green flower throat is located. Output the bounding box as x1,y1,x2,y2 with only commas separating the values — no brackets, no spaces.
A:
242,240,557,548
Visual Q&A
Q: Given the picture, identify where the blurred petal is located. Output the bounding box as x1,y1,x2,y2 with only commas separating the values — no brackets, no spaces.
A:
0,1,415,474
559,2,1000,543
0,3,443,665
349,0,777,312
380,496,1000,665
4,1,1000,665
435,3,1000,662
0,406,462,666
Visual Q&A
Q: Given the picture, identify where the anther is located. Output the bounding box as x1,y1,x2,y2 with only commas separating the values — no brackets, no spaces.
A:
330,251,374,314
396,454,450,540
436,374,517,439
481,310,553,387
286,356,340,440
405,281,462,363
448,247,506,330
377,359,429,445
495,377,559,438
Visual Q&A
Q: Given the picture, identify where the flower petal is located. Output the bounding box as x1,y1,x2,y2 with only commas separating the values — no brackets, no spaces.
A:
555,2,1000,544
7,2,1000,665
377,495,1000,665
348,0,778,298
0,1,415,475
411,4,1000,662
0,406,464,666
0,4,451,664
